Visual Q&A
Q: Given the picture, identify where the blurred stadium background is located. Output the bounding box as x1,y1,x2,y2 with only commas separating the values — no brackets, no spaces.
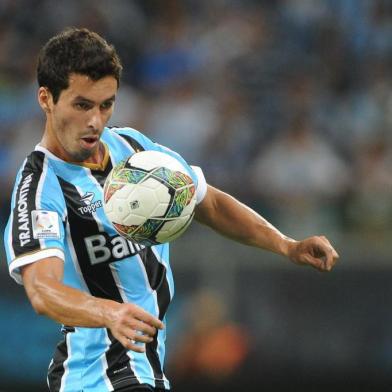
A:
0,0,391,391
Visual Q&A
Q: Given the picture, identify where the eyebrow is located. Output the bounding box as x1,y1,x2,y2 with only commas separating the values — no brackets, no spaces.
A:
73,95,116,103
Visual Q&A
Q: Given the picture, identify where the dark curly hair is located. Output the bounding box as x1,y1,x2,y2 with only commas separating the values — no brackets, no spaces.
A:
37,27,122,103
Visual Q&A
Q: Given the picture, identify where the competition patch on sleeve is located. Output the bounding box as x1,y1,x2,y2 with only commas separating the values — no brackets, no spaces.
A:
31,210,60,239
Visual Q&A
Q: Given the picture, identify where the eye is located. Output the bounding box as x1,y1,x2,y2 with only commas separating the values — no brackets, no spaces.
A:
74,102,91,110
101,101,114,110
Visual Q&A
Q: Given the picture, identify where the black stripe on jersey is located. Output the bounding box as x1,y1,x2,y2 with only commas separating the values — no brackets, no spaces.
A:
56,176,140,388
11,151,45,256
106,330,141,390
57,176,124,299
47,334,68,392
90,159,113,187
140,247,171,389
117,133,146,153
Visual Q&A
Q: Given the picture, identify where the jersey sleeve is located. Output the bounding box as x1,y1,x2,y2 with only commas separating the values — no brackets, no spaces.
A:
113,127,208,204
4,156,67,285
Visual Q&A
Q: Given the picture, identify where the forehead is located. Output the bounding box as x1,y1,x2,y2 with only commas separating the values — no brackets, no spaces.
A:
60,73,118,101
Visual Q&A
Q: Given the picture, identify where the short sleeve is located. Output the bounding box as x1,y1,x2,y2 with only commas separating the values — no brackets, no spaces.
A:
190,166,207,204
4,154,66,284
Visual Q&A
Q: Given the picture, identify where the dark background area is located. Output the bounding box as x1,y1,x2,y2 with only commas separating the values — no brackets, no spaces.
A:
0,0,391,391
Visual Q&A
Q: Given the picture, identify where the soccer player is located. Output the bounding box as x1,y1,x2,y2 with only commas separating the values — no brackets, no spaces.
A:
4,28,339,392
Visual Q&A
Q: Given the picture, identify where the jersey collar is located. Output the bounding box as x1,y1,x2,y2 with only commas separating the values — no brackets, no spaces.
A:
35,142,110,171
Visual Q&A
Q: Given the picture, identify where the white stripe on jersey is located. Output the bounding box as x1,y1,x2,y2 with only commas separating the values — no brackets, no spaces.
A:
46,358,53,389
7,209,15,262
9,248,65,285
109,264,128,303
36,154,49,249
148,247,171,387
101,333,115,392
151,247,173,299
59,330,72,392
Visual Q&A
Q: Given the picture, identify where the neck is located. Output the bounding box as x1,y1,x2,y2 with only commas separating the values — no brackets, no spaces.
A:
41,129,104,165
86,142,104,164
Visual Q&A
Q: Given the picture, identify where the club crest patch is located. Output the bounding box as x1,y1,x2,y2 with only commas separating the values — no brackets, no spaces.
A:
31,210,60,239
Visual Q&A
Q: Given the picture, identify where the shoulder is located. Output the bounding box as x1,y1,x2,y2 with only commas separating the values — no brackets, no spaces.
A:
13,150,48,191
13,150,62,200
23,150,60,180
103,126,156,152
105,126,147,142
22,150,47,174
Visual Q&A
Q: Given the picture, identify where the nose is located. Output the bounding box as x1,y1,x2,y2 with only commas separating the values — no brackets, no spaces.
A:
87,107,104,131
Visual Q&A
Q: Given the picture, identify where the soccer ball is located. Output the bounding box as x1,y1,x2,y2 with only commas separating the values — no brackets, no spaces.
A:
103,150,197,246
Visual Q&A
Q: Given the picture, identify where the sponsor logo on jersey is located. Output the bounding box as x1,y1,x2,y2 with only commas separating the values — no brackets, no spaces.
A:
80,192,94,205
78,192,103,215
17,173,34,247
84,233,145,265
32,210,60,239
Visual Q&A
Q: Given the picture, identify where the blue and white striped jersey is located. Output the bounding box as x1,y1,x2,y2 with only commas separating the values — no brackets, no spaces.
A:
4,126,207,392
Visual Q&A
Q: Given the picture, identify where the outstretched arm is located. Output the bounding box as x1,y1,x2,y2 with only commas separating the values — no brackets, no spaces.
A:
195,185,339,271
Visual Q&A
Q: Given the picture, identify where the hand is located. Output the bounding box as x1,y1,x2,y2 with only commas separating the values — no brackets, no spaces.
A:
287,236,339,272
104,302,164,353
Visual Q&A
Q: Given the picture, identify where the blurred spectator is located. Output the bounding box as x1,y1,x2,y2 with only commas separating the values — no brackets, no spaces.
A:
348,138,392,232
168,290,250,386
202,88,255,196
144,80,219,163
250,115,350,234
0,0,390,235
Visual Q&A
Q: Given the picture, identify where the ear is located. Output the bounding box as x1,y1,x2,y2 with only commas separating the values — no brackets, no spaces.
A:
38,87,53,113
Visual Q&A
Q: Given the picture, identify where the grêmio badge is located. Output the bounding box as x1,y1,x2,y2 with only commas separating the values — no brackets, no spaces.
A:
31,210,60,239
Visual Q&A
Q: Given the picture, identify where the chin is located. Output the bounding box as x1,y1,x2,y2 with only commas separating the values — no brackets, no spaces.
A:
71,149,94,162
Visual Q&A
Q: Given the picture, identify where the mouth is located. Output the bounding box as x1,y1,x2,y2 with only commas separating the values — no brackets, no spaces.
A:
80,135,99,149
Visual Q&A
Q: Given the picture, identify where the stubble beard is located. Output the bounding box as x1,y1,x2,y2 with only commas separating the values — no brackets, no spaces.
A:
70,148,94,162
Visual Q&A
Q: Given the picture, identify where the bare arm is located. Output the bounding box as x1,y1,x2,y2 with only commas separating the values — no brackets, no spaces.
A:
195,185,339,271
21,258,164,352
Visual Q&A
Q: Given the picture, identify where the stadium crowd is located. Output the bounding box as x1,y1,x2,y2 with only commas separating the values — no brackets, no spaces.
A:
0,2,391,391
0,0,391,238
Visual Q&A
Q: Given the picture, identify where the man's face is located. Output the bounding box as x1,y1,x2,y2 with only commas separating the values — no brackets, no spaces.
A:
43,73,117,162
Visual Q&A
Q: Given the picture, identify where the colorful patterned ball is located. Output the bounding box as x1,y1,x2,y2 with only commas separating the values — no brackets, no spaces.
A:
103,150,196,246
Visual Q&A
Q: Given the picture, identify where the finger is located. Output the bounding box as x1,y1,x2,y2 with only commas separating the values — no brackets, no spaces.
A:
320,235,330,244
126,341,145,353
320,236,339,259
134,333,154,344
134,310,164,330
302,254,325,272
320,244,339,270
311,242,336,271
132,329,155,344
117,336,146,353
121,326,154,343
317,244,336,271
323,250,335,272
131,320,158,338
